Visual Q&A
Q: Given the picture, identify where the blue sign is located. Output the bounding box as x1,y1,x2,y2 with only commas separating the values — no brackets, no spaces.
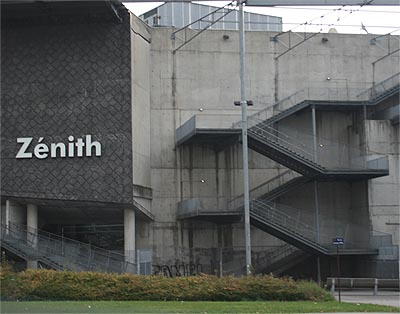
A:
333,237,344,245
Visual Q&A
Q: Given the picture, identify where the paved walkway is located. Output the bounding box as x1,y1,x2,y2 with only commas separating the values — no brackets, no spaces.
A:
334,290,400,307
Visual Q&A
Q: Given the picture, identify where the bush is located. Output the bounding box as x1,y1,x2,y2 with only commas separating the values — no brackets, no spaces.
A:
295,280,334,302
0,269,333,302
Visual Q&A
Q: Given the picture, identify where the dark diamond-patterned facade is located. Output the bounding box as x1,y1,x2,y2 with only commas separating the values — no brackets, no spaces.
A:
1,9,133,205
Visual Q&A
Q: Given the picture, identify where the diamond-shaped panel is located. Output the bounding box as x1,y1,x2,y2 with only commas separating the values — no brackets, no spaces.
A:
1,12,133,205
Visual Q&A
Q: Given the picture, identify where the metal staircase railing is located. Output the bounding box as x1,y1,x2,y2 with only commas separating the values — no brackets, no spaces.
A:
233,75,399,131
248,123,325,174
357,72,400,104
233,90,308,129
250,122,316,162
250,199,328,254
221,244,301,276
0,222,137,273
232,74,399,136
233,86,370,130
250,199,389,255
248,122,388,172
252,243,303,274
228,169,307,209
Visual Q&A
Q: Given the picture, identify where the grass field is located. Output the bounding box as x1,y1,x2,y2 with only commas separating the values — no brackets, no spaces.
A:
1,301,399,314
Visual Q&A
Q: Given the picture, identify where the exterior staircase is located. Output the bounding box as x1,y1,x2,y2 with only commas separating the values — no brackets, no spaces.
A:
175,75,398,276
229,169,309,208
247,123,388,180
0,222,136,273
249,199,379,256
250,200,329,255
228,169,311,211
359,72,400,104
253,243,308,275
222,243,307,276
261,175,310,202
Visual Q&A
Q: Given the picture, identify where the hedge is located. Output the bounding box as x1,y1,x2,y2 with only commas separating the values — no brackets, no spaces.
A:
0,268,333,302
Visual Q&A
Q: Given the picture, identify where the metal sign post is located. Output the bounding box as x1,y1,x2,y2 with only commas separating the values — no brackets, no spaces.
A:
333,237,344,302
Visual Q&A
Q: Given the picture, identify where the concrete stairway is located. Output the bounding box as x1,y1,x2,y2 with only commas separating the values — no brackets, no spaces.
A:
0,223,136,273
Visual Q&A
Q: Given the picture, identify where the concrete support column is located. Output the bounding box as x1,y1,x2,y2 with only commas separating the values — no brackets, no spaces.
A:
27,204,38,269
5,200,25,233
217,225,223,278
124,208,136,272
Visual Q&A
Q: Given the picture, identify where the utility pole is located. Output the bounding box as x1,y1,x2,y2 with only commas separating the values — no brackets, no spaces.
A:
238,0,252,276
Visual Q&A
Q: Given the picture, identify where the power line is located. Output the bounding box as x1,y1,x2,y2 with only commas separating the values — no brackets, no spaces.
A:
272,6,400,14
269,0,392,35
286,5,347,33
295,2,386,33
281,22,400,29
208,19,400,29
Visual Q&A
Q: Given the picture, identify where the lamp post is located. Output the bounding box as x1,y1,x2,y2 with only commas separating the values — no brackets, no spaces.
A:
238,0,252,276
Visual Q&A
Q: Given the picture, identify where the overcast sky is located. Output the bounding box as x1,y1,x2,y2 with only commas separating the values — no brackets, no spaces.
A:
123,2,400,35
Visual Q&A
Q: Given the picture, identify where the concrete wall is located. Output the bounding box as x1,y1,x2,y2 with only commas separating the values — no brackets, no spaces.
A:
131,15,152,190
366,121,399,243
142,25,399,276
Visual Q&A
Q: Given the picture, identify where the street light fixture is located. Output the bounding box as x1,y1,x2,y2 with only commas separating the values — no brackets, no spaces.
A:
238,0,252,276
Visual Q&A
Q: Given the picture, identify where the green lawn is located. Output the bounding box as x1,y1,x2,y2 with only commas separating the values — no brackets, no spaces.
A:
1,301,399,314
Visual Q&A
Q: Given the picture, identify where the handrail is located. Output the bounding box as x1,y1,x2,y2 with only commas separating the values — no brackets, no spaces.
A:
248,123,389,171
229,169,301,208
233,90,305,128
235,85,373,129
250,199,390,252
357,72,400,100
251,200,316,240
249,90,305,122
222,244,299,275
255,243,298,269
249,124,319,163
2,222,137,273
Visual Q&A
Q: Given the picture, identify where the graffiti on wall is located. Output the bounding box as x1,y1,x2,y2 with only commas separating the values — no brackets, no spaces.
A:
153,263,203,277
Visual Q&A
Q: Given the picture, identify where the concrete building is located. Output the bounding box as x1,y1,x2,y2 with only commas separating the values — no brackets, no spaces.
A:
139,2,282,32
1,1,399,280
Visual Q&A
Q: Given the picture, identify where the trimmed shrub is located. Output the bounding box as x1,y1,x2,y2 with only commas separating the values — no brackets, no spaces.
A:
0,268,333,301
295,280,334,302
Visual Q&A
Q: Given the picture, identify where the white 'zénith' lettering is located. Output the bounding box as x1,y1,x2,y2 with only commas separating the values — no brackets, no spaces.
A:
16,135,102,159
